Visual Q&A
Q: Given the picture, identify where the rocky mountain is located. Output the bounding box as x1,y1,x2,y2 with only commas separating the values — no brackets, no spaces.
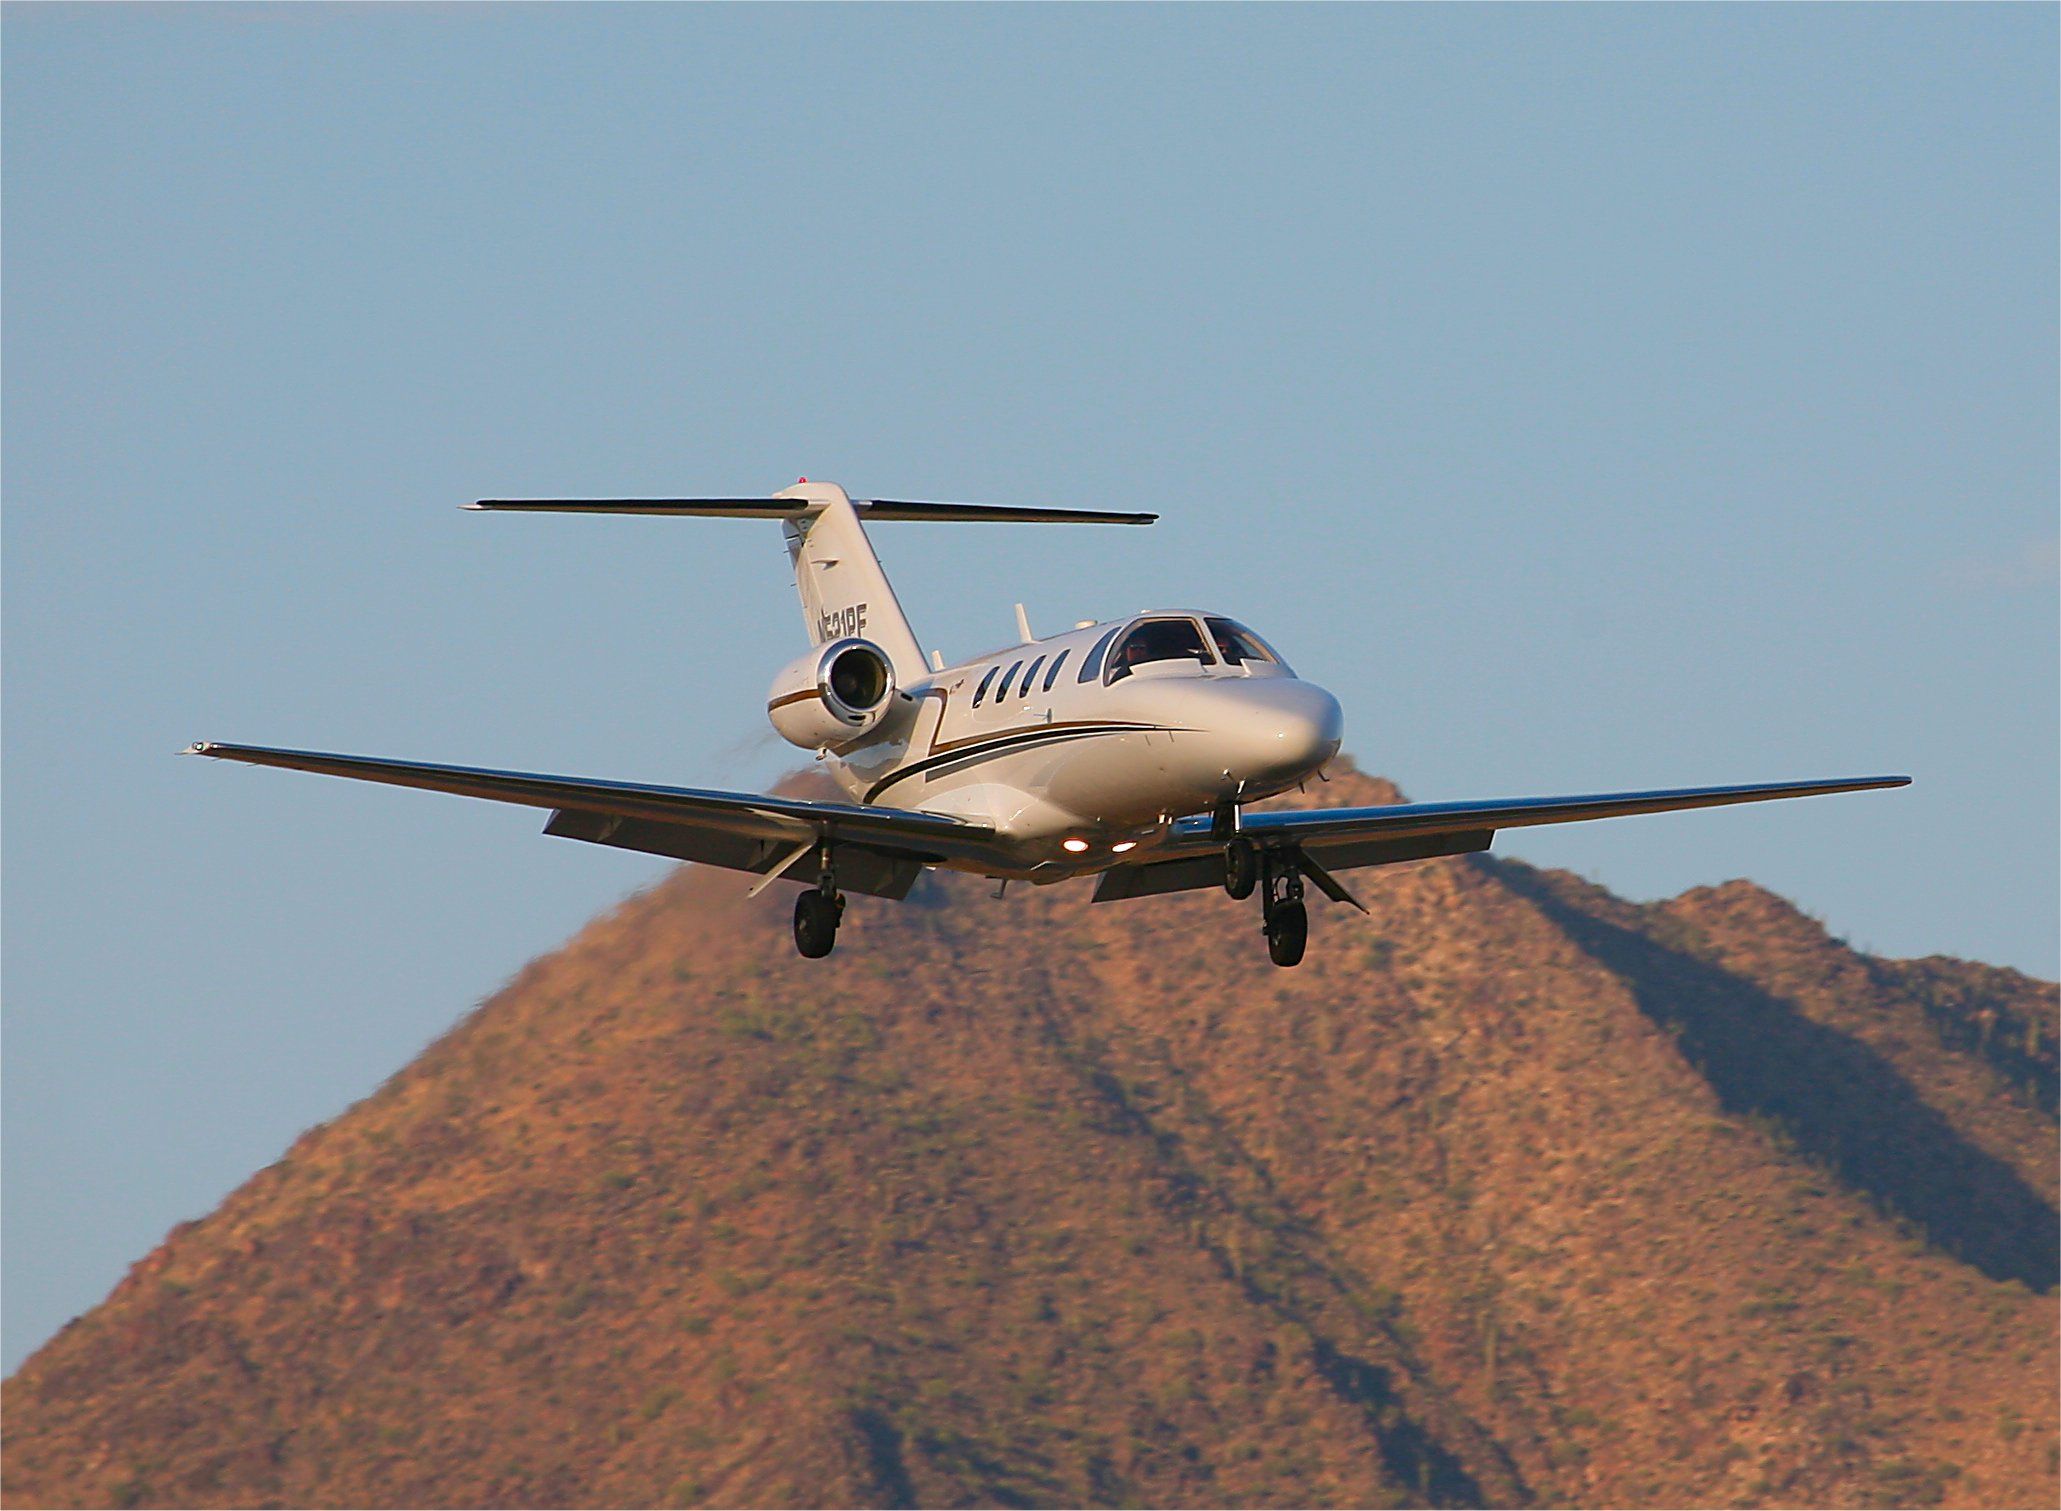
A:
5,765,2055,1509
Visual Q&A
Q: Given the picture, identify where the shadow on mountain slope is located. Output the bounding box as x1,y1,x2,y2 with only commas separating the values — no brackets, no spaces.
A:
847,1407,918,1510
1016,970,1521,1508
1500,866,2058,1292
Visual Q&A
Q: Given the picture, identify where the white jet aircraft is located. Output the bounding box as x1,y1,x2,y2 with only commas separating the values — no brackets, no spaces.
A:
189,480,1908,966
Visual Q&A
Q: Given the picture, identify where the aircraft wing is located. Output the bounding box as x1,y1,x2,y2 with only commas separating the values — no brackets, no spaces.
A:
1094,775,1910,903
185,741,1000,900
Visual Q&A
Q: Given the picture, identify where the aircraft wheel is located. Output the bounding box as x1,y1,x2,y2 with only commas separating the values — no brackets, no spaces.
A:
1224,837,1258,900
1265,899,1307,968
793,889,841,958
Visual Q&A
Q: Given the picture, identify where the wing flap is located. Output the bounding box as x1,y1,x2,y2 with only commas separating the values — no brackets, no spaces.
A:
542,809,925,899
542,808,776,869
1092,854,1223,903
1092,828,1492,903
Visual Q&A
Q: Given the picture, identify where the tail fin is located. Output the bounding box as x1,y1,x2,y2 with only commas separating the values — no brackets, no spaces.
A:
773,480,929,682
468,483,1155,686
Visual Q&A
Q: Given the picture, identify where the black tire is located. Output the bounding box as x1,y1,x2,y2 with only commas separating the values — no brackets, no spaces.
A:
1265,899,1307,967
1224,837,1259,899
793,890,839,958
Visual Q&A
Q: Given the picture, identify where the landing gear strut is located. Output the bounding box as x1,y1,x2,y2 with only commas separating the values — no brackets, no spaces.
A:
1260,851,1307,968
792,848,845,958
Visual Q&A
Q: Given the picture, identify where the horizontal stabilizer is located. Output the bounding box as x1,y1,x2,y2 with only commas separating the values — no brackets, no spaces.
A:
468,498,1156,525
861,500,1155,524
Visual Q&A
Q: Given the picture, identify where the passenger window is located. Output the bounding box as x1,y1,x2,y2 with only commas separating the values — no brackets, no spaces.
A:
1042,650,1071,691
1204,616,1285,669
973,666,998,706
1106,618,1215,683
1078,626,1121,683
1020,656,1045,699
998,660,1025,701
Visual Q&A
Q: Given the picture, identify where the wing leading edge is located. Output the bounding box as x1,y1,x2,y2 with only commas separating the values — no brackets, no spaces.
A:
1095,774,1910,902
185,742,1002,899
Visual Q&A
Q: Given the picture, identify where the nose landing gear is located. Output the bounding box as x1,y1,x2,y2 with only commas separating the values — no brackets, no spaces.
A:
1224,835,1259,900
791,847,845,958
1259,850,1307,968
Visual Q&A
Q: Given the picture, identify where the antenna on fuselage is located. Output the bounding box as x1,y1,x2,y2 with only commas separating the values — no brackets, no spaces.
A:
1013,603,1034,643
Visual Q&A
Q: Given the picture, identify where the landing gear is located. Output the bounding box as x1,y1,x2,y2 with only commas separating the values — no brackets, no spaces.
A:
1224,836,1259,900
1265,898,1307,967
1260,851,1307,968
792,848,845,958
793,889,841,957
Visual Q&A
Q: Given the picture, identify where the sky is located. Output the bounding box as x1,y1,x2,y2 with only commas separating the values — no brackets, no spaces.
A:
4,3,2054,1373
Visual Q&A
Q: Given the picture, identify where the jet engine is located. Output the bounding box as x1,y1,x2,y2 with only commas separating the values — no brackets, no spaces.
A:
766,637,898,750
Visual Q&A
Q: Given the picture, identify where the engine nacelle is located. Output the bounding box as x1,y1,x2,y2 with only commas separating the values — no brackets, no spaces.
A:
766,637,898,750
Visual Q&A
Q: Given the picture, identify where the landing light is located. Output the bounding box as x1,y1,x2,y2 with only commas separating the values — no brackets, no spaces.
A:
1062,838,1090,853
1111,840,1137,853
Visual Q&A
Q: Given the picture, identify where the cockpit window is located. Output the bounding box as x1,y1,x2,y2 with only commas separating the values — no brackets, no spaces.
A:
1019,656,1045,699
998,660,1025,700
1106,618,1216,683
1042,650,1071,690
1204,617,1288,670
1078,625,1122,683
973,666,999,706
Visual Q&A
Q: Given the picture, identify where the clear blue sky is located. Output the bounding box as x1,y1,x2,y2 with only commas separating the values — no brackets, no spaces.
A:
4,3,2053,1372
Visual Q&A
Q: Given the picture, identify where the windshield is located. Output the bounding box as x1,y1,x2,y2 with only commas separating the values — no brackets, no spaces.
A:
1204,617,1290,672
1106,618,1216,682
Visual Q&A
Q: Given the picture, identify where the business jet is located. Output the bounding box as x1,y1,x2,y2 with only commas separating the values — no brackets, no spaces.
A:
188,480,1907,966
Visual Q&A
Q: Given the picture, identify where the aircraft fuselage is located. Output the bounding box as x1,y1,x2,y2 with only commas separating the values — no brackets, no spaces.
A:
815,612,1344,880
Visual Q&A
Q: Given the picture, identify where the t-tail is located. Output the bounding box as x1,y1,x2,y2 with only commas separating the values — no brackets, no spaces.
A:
467,482,1155,685
774,480,932,684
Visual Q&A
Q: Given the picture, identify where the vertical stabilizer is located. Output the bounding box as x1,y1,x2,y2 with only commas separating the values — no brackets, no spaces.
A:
775,481,928,683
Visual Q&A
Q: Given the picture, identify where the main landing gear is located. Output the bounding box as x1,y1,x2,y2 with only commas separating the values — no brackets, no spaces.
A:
792,848,845,958
1225,837,1307,968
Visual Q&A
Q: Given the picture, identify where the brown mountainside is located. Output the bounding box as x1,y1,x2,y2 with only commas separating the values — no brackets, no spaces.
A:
5,764,2056,1509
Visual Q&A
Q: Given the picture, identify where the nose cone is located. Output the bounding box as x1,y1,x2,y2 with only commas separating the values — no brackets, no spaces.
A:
1213,677,1343,790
